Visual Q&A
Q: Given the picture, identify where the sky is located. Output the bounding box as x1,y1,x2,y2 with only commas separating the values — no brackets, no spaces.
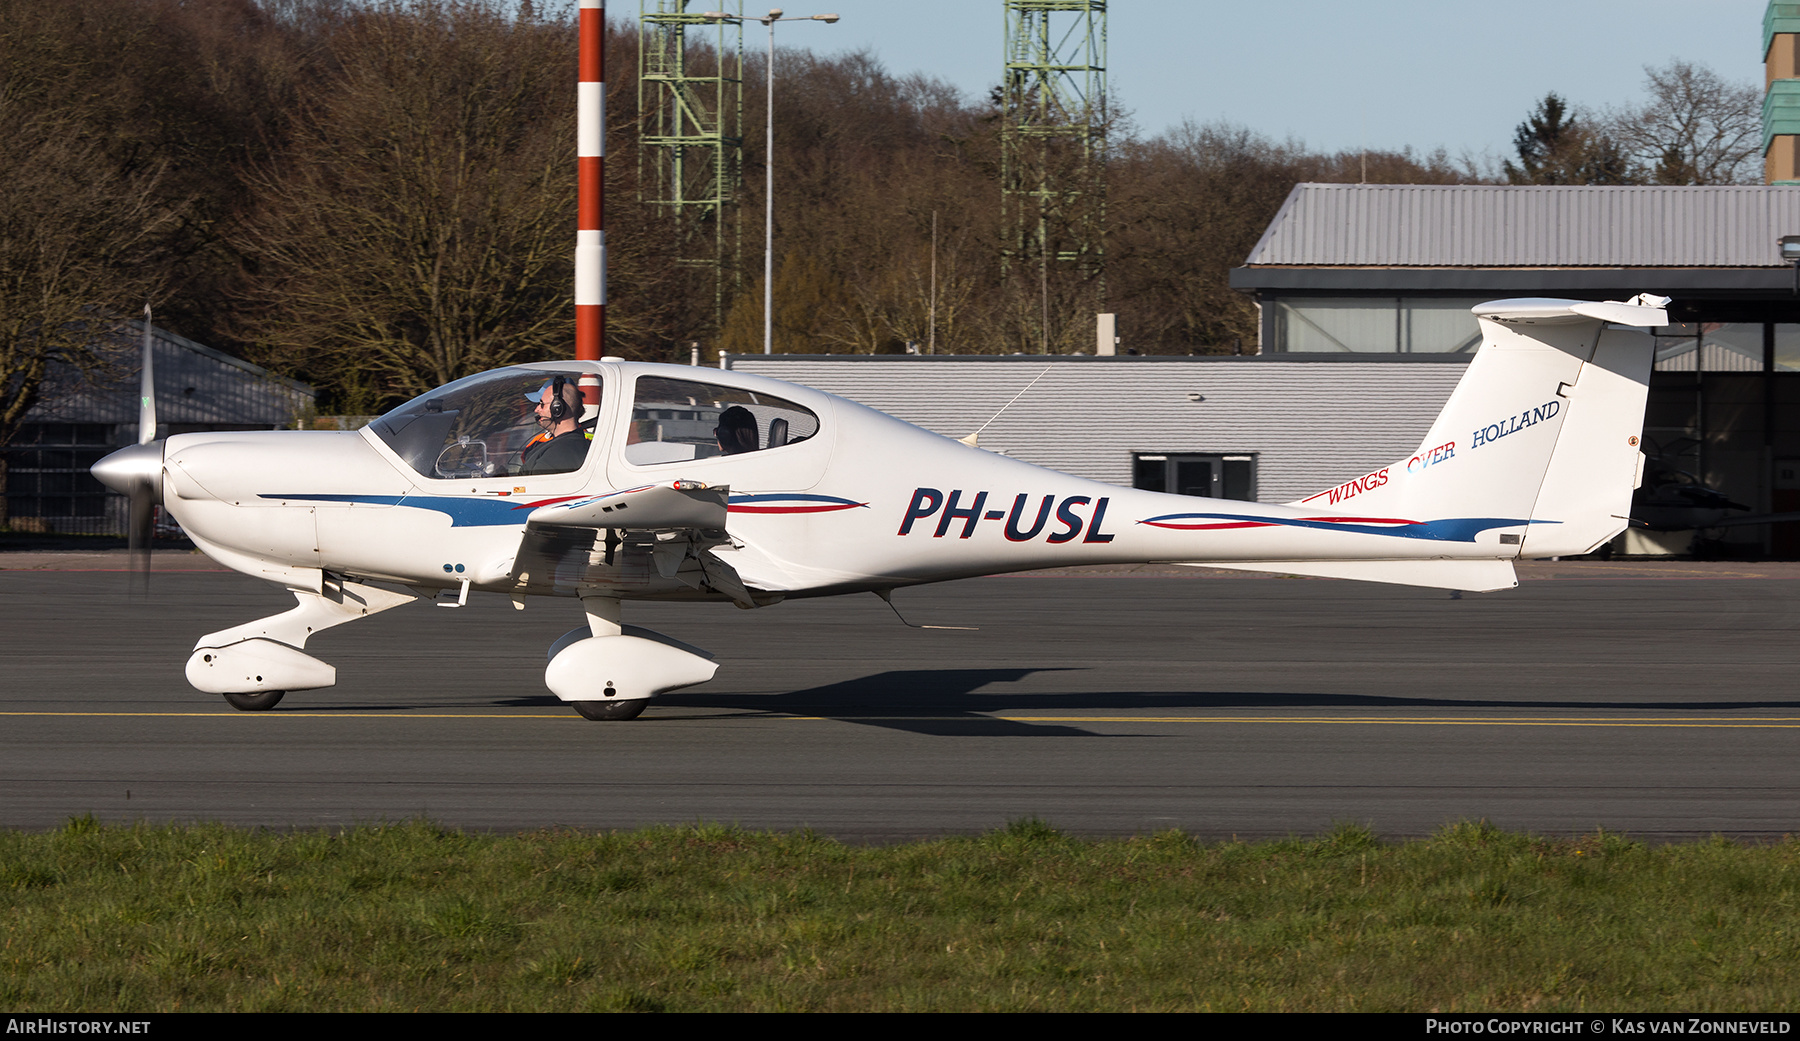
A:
700,0,1769,162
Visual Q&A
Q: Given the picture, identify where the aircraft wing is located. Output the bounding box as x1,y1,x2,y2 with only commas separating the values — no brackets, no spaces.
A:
508,482,748,601
525,482,728,531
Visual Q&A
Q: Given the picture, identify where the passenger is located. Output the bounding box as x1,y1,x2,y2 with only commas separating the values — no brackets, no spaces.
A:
714,405,759,455
519,377,591,475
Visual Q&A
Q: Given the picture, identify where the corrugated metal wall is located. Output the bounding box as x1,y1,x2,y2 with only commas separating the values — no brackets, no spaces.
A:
1246,184,1800,268
729,356,1468,503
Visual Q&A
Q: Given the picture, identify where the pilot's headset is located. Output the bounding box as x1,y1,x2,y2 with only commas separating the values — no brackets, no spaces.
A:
549,376,570,423
530,377,573,424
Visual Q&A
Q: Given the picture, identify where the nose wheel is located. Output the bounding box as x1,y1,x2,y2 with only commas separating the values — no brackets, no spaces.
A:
222,691,285,712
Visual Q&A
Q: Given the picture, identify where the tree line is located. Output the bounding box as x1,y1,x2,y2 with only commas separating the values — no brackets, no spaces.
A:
1504,64,1761,187
0,0,1764,426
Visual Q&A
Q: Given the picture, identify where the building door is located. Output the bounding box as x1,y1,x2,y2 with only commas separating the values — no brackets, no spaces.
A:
1133,454,1256,501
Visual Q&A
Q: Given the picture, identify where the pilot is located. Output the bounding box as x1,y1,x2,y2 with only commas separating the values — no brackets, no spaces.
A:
714,405,759,455
520,377,592,475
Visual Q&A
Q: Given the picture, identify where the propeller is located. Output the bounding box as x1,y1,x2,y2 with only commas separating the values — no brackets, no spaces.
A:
130,304,157,589
92,304,163,594
138,302,156,446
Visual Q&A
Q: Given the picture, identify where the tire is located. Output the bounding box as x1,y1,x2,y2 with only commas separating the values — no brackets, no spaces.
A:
222,691,285,712
571,698,647,721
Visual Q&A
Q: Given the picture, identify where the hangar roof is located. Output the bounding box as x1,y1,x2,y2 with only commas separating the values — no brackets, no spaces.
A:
28,322,314,429
1243,184,1800,269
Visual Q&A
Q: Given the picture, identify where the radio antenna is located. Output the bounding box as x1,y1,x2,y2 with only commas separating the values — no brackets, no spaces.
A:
875,589,978,630
959,365,1052,448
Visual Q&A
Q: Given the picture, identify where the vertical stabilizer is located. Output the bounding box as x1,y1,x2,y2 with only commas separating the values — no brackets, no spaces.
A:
1287,297,1662,558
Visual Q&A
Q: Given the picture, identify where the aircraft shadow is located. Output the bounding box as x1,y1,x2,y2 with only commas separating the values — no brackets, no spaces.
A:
654,670,1800,737
667,668,1100,736
266,680,1800,735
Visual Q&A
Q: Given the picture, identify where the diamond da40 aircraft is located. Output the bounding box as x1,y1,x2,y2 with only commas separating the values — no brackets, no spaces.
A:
93,295,1669,719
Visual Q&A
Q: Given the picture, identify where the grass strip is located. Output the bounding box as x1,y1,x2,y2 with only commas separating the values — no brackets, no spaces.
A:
3,817,1798,1011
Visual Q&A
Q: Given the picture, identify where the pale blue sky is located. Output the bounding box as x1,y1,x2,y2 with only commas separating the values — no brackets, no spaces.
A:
687,0,1768,161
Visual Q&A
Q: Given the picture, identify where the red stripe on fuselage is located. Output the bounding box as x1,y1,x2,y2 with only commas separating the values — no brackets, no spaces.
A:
511,495,588,511
729,502,868,514
1139,520,1278,530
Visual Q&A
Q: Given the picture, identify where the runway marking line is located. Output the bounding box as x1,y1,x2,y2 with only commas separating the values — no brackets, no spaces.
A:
793,714,1800,729
992,716,1800,728
0,711,575,720
9,712,1800,730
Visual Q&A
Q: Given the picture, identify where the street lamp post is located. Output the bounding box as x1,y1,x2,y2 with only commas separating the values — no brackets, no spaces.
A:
708,9,838,354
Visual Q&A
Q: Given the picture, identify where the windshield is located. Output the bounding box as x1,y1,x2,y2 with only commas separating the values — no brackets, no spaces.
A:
370,368,600,479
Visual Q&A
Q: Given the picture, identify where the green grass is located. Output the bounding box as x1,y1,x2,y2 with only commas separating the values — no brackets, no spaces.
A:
4,816,1800,1011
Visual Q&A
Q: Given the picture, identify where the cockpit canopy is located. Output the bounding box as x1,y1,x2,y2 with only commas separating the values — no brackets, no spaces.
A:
371,367,598,480
368,366,825,481
624,375,818,465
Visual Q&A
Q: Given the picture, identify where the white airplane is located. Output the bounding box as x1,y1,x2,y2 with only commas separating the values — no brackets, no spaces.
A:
93,295,1669,719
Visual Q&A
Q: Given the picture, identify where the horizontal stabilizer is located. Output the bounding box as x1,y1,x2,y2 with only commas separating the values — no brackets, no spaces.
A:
527,482,728,531
1473,295,1669,327
1179,558,1518,592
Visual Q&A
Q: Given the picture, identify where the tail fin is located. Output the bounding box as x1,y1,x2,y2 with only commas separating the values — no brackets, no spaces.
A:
1289,296,1663,558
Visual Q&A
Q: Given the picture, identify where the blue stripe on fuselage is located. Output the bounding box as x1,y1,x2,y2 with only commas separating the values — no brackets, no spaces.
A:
1137,513,1555,542
260,494,536,527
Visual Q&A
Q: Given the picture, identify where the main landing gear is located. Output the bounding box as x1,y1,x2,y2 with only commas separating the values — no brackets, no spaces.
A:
571,699,648,721
546,595,718,721
222,691,286,712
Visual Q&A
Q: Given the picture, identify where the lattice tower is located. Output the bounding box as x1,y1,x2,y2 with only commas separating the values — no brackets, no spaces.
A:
638,1,745,331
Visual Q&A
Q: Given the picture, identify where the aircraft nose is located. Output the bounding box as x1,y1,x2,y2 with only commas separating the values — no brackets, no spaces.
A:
92,441,164,500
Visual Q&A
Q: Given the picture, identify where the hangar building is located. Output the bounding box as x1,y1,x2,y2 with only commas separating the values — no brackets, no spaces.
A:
3,323,314,535
1235,182,1800,555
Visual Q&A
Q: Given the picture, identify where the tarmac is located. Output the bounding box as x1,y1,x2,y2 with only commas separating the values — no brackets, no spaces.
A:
5,546,1800,841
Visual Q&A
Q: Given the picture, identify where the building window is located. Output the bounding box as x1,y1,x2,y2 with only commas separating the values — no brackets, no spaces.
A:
1271,297,1485,353
1654,323,1765,372
1133,454,1256,501
1773,325,1800,371
4,423,114,523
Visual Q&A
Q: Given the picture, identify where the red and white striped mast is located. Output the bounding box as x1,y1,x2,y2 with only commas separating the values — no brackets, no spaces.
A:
575,0,605,362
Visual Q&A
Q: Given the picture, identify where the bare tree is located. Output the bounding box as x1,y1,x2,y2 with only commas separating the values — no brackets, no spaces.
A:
0,0,328,364
706,52,989,353
1609,61,1762,185
237,0,580,410
721,253,887,354
0,99,177,525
